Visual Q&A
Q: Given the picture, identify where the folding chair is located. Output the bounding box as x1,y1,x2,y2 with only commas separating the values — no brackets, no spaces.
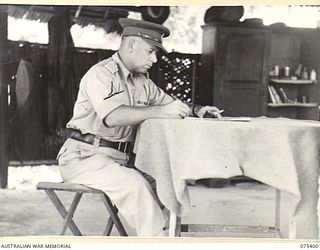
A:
36,182,128,236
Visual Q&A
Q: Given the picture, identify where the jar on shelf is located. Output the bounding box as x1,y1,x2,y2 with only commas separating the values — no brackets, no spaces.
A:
302,96,307,103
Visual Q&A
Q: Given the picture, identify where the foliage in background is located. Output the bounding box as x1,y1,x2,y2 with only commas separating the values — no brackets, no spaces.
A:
163,6,207,53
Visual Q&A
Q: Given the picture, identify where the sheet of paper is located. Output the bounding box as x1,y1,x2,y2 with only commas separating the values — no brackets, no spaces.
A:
186,116,251,122
217,117,251,122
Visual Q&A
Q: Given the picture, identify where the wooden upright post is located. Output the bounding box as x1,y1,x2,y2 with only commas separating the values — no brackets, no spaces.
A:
0,5,8,188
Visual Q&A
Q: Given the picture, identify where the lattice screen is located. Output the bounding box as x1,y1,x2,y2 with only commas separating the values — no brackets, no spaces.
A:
150,52,201,104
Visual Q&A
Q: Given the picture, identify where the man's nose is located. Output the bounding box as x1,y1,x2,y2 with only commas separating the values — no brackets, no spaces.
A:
150,51,157,63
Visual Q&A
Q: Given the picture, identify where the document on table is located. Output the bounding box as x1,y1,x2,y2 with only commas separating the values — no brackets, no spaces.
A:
216,116,251,122
186,117,251,122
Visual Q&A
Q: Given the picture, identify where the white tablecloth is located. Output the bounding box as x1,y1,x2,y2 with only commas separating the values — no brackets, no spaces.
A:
134,117,320,239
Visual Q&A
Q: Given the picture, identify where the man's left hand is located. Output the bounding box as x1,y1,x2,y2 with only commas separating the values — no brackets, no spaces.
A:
195,105,223,119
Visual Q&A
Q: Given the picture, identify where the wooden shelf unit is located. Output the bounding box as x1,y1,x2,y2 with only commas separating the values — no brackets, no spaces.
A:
267,27,320,120
198,22,320,120
270,78,317,85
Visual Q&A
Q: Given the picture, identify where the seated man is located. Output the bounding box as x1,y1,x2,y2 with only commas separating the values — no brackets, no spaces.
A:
57,18,221,236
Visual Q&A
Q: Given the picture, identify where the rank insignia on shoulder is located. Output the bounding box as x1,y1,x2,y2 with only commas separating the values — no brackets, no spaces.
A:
105,61,119,74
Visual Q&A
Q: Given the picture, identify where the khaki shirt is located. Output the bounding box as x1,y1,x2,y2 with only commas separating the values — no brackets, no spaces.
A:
66,52,173,142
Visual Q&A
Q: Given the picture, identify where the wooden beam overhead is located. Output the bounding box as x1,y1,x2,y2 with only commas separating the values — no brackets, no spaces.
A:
8,5,133,22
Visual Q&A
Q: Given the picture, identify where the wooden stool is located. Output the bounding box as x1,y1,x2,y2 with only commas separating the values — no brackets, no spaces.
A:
36,182,128,236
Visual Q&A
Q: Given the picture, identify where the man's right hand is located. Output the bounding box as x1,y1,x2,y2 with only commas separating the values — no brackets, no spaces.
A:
105,99,190,127
159,99,190,119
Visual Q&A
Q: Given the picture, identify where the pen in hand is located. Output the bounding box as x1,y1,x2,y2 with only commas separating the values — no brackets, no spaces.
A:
204,109,224,118
215,109,224,115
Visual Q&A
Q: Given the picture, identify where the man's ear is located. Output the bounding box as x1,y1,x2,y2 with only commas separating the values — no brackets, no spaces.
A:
128,38,135,53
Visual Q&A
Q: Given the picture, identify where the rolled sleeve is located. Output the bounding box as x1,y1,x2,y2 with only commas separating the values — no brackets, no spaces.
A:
96,91,126,120
82,65,126,121
148,79,173,105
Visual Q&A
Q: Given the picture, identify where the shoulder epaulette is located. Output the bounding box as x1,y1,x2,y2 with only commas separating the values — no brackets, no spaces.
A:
104,59,119,74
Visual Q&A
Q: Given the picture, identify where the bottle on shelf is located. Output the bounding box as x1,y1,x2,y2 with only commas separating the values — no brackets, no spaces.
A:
269,65,279,77
301,67,309,80
284,66,290,78
294,64,302,78
310,69,317,81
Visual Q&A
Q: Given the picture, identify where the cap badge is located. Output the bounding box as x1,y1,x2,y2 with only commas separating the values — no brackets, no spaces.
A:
137,32,160,42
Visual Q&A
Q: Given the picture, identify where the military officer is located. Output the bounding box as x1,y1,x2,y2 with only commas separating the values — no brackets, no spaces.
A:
57,18,221,236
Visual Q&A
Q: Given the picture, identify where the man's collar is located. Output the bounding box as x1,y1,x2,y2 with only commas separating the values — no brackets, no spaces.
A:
113,52,150,81
112,52,132,81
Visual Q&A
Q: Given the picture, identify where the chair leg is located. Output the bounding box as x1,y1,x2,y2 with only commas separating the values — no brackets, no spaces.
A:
60,192,83,235
100,193,128,236
103,217,114,236
45,190,83,236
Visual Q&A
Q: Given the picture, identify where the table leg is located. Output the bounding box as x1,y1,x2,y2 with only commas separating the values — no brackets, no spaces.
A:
275,188,283,238
169,212,177,237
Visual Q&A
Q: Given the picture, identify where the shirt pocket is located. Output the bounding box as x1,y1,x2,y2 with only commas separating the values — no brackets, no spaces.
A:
79,100,93,112
72,100,93,118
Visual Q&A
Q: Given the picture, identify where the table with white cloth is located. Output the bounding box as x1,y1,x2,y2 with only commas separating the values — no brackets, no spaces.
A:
133,117,320,239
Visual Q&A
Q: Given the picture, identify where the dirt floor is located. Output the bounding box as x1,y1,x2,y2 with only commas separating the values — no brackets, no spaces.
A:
0,165,292,238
